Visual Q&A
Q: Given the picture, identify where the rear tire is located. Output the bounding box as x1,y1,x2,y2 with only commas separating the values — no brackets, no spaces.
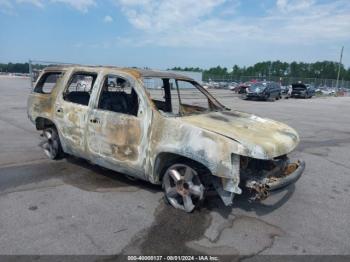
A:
40,127,64,160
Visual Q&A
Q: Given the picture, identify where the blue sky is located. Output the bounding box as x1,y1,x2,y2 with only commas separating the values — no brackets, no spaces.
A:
0,0,349,69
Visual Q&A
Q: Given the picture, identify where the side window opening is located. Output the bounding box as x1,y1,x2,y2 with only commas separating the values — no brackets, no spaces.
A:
97,75,139,116
34,72,63,94
63,72,97,106
143,77,180,116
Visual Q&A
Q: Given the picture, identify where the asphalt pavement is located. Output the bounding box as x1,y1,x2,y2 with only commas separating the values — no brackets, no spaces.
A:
0,77,349,258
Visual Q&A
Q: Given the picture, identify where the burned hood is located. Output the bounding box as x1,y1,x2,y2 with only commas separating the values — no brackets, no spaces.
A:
181,110,299,159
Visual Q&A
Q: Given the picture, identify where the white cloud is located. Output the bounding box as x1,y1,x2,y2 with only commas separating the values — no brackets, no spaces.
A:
104,15,113,23
115,0,226,32
51,0,96,13
1,0,96,12
276,0,315,13
16,0,44,8
0,0,44,13
114,0,350,48
0,0,12,9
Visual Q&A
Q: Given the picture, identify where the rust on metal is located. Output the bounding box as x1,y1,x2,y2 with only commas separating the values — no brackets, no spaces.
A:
27,65,305,208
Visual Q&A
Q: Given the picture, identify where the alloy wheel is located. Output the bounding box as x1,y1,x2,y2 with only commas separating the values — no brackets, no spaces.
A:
163,163,205,212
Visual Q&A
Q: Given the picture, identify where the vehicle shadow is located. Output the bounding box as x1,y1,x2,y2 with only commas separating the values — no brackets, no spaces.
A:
241,97,281,102
64,156,294,216
203,185,296,218
62,156,160,194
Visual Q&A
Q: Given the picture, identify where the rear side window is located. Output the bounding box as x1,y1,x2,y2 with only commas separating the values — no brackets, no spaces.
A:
34,72,63,94
63,72,97,106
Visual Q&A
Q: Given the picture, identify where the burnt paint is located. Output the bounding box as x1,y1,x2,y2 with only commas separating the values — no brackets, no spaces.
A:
27,65,301,200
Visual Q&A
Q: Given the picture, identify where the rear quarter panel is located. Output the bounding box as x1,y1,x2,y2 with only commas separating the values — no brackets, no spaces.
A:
27,70,66,126
27,93,54,124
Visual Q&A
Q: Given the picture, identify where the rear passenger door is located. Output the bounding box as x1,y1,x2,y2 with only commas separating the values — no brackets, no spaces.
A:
54,71,98,157
85,73,149,178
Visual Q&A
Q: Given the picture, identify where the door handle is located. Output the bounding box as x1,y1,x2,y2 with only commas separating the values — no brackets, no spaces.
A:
90,118,100,124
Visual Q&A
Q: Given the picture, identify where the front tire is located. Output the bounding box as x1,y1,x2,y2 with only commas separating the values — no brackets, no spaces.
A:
39,127,63,160
162,163,205,213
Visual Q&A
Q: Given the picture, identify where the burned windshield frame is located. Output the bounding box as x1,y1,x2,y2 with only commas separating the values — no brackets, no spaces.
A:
189,80,227,111
142,77,227,116
174,80,211,116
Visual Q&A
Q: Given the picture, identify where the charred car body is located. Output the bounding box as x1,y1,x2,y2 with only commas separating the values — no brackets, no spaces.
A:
27,66,305,212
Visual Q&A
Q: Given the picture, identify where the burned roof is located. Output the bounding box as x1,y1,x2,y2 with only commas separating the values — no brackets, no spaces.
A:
41,65,194,81
137,69,194,81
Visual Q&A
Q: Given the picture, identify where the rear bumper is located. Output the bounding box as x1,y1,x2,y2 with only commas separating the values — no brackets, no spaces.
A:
291,92,306,97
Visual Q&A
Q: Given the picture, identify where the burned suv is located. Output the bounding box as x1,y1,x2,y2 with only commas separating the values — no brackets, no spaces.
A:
27,66,305,212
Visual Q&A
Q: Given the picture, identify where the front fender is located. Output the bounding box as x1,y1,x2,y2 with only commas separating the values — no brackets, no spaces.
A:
148,117,243,195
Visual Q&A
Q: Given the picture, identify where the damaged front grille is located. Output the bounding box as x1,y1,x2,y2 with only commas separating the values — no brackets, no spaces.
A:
240,155,302,201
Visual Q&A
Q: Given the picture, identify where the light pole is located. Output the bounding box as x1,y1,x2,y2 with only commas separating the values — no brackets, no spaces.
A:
29,59,33,88
336,46,344,92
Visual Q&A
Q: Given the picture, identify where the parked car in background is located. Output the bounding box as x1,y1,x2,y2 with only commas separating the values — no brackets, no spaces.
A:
218,82,229,89
281,85,289,95
209,81,220,89
291,83,315,98
318,87,336,96
201,81,210,89
237,83,249,94
228,82,238,90
246,81,282,101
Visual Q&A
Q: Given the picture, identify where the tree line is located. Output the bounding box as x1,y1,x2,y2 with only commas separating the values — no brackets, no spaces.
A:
170,60,350,81
1,60,349,80
0,63,46,74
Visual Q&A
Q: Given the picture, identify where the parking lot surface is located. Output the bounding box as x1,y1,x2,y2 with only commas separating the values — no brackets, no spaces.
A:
0,77,350,257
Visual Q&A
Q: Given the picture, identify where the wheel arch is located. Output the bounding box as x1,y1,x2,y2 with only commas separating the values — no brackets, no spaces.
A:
35,117,55,130
35,117,67,153
153,152,212,185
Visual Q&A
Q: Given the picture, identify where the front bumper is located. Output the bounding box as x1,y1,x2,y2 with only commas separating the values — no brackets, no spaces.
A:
245,159,305,201
213,158,305,205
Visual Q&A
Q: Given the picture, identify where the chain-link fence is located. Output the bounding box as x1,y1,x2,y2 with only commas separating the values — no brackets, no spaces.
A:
28,60,350,91
203,74,350,89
